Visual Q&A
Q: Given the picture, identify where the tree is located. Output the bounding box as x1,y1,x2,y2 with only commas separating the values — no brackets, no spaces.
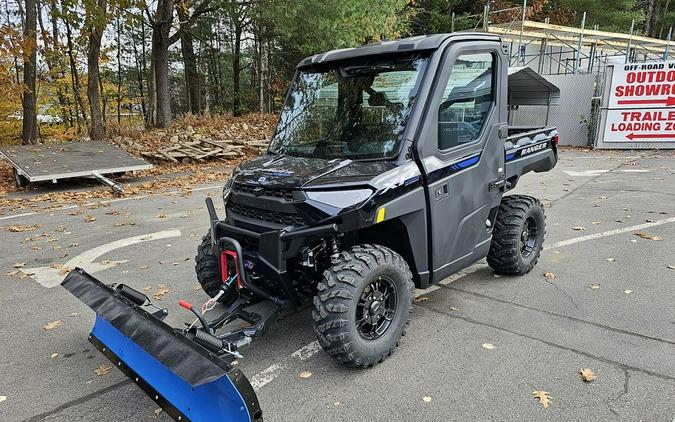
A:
22,0,39,144
146,0,173,128
86,0,108,140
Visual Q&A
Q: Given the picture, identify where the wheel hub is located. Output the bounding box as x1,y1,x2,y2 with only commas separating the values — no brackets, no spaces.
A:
356,278,397,340
520,216,539,257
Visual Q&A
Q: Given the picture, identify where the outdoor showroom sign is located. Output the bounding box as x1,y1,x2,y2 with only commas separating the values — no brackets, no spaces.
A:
605,61,675,143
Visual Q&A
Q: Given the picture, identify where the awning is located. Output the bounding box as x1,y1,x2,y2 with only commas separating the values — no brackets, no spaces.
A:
508,67,561,106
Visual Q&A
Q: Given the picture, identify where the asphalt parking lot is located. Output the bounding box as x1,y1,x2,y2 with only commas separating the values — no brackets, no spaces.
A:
0,149,673,421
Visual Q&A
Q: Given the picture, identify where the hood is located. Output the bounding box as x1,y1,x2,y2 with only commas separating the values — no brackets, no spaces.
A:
233,154,397,189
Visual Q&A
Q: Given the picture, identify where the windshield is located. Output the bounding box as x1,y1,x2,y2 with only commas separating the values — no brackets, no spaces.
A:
269,55,429,160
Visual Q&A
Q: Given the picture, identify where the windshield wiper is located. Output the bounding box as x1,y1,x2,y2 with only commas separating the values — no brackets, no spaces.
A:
340,64,394,77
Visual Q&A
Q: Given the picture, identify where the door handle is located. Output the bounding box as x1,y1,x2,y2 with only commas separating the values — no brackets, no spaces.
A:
434,183,449,201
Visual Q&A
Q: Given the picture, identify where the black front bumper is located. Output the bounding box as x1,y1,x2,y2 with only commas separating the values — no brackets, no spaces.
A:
206,197,337,307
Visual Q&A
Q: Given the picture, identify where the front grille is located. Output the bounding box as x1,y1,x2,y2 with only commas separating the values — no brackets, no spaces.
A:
233,182,294,201
228,203,307,227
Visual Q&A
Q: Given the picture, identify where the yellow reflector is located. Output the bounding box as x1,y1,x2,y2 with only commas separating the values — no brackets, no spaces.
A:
376,207,386,223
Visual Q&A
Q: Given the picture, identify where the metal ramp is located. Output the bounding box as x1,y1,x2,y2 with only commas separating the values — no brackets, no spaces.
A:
0,141,153,193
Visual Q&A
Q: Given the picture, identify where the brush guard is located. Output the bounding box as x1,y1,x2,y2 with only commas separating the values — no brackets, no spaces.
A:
61,268,264,422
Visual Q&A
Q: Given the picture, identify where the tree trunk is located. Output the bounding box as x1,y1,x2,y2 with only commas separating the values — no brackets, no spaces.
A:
232,22,242,116
64,17,88,129
86,0,107,140
645,0,656,37
37,0,69,127
177,5,201,114
21,0,38,145
131,23,146,120
149,0,173,128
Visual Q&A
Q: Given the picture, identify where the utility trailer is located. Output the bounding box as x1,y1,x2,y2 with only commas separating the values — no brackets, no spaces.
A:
0,141,152,193
63,33,559,421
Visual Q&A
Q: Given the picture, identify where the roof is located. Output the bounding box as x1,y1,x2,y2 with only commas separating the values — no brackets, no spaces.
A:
490,20,675,56
508,67,560,106
297,33,502,68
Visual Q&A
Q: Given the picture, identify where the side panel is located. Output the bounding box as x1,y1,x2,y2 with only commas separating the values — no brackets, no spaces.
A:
415,40,509,283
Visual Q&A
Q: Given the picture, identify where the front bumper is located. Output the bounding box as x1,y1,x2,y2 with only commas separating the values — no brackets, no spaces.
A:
207,198,337,278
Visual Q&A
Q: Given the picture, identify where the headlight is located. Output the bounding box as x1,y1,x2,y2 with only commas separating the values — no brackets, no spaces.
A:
306,189,373,209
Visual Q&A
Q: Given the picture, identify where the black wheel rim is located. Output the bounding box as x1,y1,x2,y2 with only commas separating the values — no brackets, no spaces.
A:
520,216,539,257
355,276,397,340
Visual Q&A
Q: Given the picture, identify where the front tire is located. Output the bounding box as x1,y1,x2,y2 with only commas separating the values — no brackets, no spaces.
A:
487,195,546,275
312,244,413,368
195,232,237,304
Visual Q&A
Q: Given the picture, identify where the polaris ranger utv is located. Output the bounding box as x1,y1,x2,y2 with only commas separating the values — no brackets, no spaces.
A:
62,33,558,422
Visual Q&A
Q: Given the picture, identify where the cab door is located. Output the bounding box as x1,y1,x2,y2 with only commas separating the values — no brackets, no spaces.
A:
417,42,507,282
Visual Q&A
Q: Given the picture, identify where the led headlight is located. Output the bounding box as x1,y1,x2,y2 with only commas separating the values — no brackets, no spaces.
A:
306,189,373,209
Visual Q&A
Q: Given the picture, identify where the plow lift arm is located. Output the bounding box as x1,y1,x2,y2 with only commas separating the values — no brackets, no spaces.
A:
61,268,266,422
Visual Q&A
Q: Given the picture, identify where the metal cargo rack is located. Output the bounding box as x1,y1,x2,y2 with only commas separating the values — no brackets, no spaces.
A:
0,141,153,193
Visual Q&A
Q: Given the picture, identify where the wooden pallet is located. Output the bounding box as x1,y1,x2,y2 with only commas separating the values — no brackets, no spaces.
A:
140,139,268,162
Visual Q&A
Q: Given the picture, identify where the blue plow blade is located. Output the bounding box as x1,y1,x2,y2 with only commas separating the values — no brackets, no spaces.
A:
62,268,262,422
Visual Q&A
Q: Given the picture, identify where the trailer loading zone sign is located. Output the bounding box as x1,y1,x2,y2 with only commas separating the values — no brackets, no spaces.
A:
605,61,675,143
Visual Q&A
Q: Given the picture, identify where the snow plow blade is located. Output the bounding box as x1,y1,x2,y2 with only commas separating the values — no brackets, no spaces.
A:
61,268,262,422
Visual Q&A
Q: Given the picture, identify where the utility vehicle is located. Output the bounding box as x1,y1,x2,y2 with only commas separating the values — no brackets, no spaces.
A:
63,32,558,422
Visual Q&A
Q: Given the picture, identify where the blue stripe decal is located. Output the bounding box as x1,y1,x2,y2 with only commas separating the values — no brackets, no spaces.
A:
449,155,480,172
505,152,516,161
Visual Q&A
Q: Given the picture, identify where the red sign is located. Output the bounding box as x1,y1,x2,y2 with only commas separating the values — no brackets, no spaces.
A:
605,62,675,143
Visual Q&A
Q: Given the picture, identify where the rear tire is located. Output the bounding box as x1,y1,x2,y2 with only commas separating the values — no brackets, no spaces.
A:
195,232,237,304
312,244,413,368
487,195,546,275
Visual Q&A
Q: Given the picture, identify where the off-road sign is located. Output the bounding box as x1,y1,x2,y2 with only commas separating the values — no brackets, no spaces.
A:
605,61,675,143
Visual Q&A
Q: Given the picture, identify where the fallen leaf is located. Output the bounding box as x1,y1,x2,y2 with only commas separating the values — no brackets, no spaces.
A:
589,284,600,290
6,270,21,276
143,286,152,292
85,215,96,223
544,272,556,281
152,285,169,300
6,224,41,232
94,363,112,376
298,371,312,379
58,267,71,276
532,390,551,408
422,396,432,403
13,262,25,268
414,296,429,303
624,289,633,295
572,226,586,231
606,258,615,262
449,306,460,312
580,368,597,382
635,232,663,241
591,221,601,225
50,353,59,358
0,396,6,403
69,312,79,317
668,265,675,270
334,401,341,406
157,213,167,219
153,408,163,417
481,343,495,350
69,242,79,247
43,320,63,330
